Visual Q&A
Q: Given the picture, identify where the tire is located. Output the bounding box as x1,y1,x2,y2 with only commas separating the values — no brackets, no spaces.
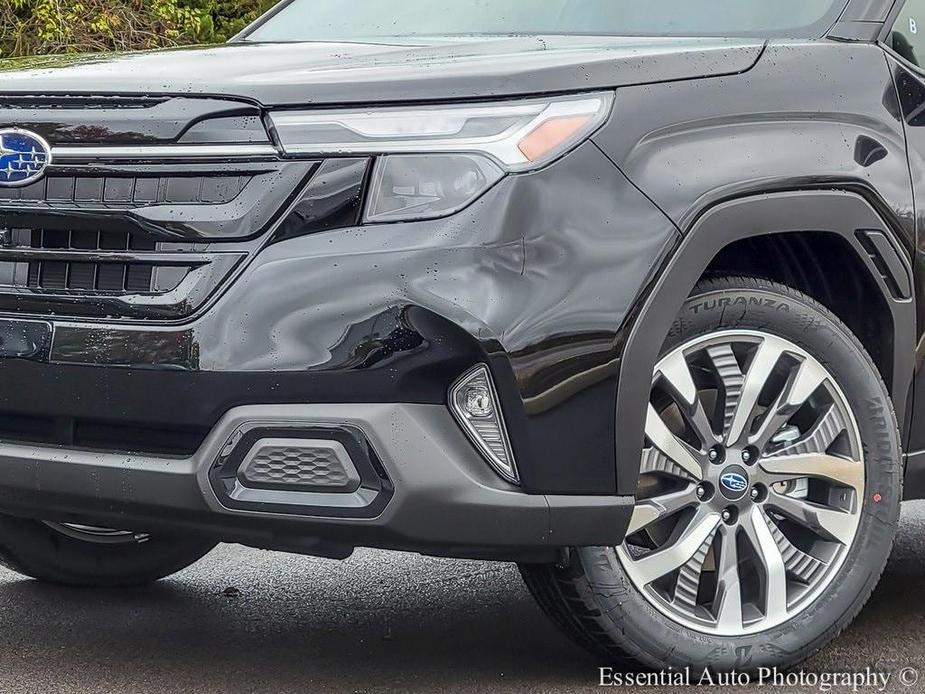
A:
0,515,217,588
521,275,902,672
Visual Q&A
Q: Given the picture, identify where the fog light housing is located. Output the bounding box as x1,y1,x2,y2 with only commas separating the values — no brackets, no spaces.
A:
449,364,519,484
464,386,494,418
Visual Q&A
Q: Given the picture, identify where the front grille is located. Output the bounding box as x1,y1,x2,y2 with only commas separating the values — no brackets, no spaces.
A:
0,95,319,319
0,227,194,299
26,229,157,292
0,174,251,207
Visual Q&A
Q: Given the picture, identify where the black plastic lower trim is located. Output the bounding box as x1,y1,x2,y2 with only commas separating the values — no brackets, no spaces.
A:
0,404,633,562
208,423,393,518
904,450,925,500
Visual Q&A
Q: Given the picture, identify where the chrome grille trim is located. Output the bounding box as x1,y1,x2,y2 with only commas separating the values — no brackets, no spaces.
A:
51,144,280,162
0,248,212,266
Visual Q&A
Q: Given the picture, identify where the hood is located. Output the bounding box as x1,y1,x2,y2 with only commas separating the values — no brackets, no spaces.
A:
0,36,763,107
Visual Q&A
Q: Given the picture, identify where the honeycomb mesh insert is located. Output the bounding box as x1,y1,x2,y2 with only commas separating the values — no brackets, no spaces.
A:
240,442,357,490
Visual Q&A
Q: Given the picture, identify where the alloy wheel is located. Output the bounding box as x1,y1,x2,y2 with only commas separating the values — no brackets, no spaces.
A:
617,330,864,636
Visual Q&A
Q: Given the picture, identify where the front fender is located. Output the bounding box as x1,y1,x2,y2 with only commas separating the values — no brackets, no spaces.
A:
615,190,915,495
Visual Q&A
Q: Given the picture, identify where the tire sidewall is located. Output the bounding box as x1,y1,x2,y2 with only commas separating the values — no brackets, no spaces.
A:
0,515,216,587
580,281,901,671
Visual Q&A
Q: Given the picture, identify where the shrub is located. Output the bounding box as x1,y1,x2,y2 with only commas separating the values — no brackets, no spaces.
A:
0,0,278,58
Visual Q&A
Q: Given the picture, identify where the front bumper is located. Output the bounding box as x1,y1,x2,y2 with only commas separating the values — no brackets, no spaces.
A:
0,141,679,497
0,141,679,558
0,403,632,561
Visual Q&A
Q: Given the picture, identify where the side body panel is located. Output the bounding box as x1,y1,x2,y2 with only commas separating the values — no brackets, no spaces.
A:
594,41,914,240
593,40,919,494
889,56,925,455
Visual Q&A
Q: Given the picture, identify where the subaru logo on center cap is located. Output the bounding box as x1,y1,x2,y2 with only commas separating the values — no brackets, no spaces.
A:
0,128,52,188
720,469,749,499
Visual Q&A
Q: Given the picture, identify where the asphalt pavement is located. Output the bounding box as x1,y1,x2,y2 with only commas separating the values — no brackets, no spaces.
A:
1,504,924,693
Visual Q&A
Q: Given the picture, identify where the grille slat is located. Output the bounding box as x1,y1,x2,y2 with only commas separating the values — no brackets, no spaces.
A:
0,97,290,320
125,264,154,292
95,263,127,292
68,262,97,290
18,229,171,294
40,261,68,289
0,174,250,206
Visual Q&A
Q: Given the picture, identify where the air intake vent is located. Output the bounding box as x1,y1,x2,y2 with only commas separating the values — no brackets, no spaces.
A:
0,174,250,207
25,229,160,293
0,95,308,320
239,439,362,492
0,222,243,319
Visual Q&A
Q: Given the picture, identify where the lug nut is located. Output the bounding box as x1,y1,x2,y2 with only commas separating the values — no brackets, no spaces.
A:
750,484,767,503
697,486,706,499
708,449,718,461
721,510,732,522
741,449,751,463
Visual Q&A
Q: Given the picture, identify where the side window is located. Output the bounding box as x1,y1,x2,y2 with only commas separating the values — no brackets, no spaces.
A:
889,1,925,68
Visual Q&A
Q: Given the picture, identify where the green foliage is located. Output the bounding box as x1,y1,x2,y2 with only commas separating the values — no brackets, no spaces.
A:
0,0,279,58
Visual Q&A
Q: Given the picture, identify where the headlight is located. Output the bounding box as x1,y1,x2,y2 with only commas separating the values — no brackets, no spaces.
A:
269,92,614,222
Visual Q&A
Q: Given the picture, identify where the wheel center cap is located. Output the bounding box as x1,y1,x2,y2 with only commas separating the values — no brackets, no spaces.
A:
718,465,750,501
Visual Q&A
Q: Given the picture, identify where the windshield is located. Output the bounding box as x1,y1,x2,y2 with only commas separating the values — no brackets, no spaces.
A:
243,0,847,42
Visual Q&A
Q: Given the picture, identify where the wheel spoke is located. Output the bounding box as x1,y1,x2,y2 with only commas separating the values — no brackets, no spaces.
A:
645,404,704,481
760,452,864,492
781,357,828,410
706,344,744,437
657,350,718,448
768,405,845,457
765,514,827,584
766,491,857,545
673,519,717,613
631,510,720,586
714,525,743,631
639,447,698,481
749,358,828,451
627,486,699,535
742,506,789,620
726,338,785,446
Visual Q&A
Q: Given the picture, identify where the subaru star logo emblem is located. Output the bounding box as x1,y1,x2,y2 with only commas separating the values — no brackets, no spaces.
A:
0,128,52,188
720,472,748,494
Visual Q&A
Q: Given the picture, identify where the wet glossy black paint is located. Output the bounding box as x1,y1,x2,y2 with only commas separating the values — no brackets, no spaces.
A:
0,37,762,106
590,39,925,478
0,97,267,146
593,41,915,241
890,56,925,454
19,143,678,495
2,28,925,506
271,158,369,242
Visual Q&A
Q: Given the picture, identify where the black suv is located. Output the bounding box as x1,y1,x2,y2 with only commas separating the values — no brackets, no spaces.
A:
0,0,923,674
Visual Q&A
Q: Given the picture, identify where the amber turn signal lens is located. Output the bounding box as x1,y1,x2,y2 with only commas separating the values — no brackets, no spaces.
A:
518,115,593,162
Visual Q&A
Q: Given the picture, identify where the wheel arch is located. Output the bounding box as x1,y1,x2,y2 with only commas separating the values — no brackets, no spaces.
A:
615,189,915,495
